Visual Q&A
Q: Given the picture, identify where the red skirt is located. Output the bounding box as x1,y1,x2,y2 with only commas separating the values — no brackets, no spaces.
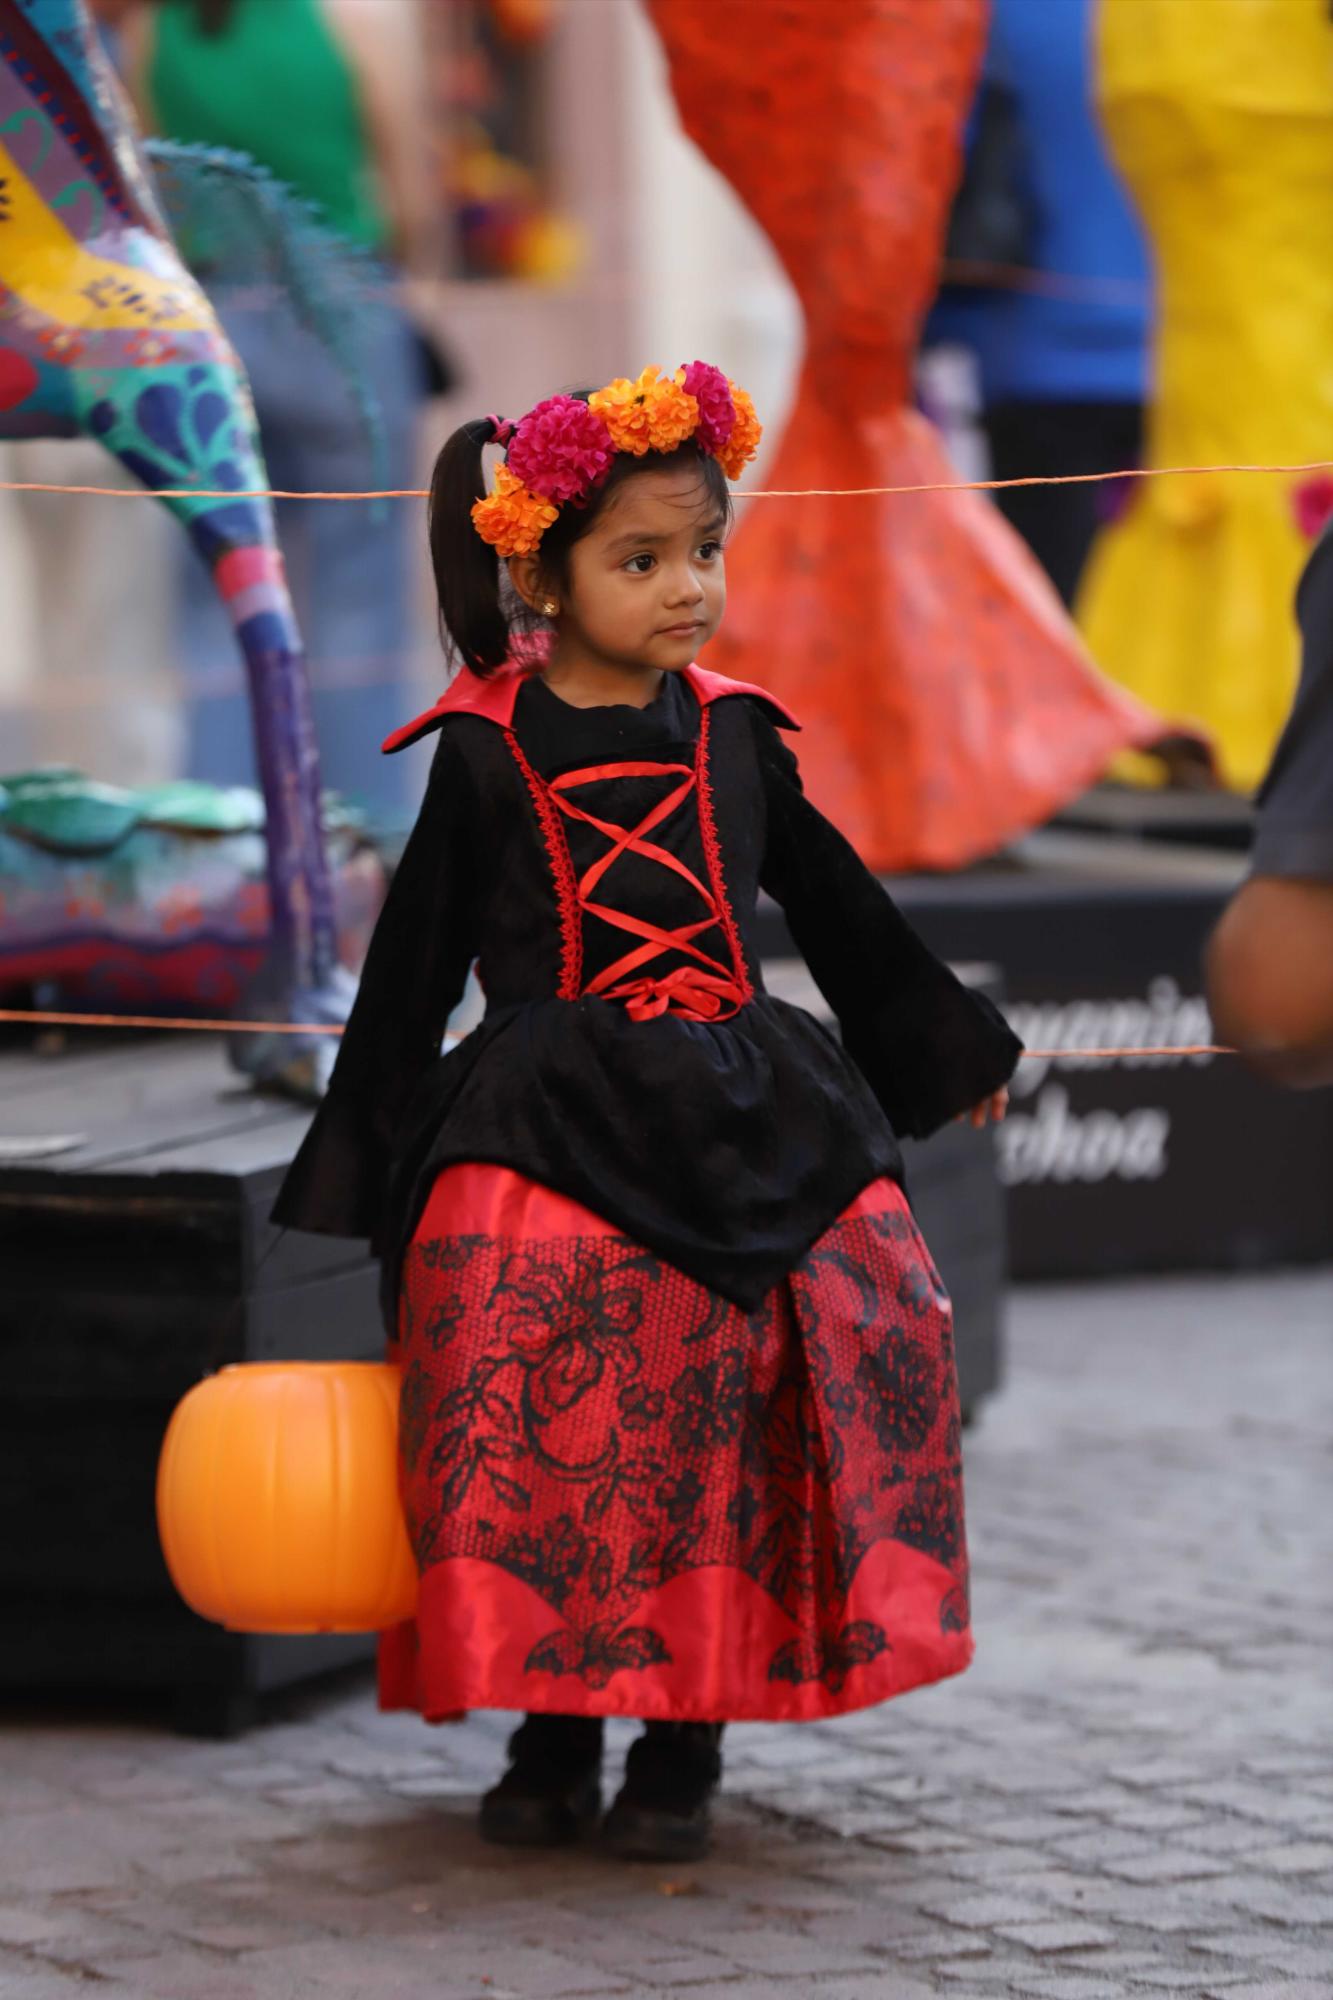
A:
379,1164,971,1723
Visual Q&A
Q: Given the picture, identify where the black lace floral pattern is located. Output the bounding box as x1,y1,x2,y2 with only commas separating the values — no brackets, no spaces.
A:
855,1336,940,1452
394,1183,967,1701
670,1349,748,1450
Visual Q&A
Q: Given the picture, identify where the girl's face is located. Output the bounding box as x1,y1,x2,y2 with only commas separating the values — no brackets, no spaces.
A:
531,465,728,674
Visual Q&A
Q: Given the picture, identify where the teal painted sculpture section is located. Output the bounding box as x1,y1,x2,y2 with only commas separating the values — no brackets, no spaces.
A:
0,768,385,1015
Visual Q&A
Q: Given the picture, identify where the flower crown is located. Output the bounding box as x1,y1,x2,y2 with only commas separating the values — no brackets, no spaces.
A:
471,361,762,560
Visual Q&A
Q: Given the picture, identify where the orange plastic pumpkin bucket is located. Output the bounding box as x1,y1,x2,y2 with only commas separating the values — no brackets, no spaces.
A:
156,1362,418,1634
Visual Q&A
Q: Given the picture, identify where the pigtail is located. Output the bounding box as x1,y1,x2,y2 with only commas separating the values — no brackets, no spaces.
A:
429,419,512,677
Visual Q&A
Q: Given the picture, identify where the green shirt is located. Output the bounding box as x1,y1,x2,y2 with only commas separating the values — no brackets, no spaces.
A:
149,0,387,252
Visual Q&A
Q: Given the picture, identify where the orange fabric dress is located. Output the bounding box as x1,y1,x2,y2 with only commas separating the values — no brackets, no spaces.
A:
647,0,1169,872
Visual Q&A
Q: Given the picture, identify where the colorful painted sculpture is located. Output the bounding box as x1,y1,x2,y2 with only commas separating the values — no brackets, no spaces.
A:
0,767,384,1014
648,0,1174,873
0,0,347,1090
1078,0,1333,793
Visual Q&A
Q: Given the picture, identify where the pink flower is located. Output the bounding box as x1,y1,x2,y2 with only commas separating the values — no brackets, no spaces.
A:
677,360,735,455
506,394,616,505
1292,474,1333,542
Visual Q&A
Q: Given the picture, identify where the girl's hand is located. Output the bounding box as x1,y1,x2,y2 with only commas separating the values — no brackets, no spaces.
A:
960,1088,1009,1129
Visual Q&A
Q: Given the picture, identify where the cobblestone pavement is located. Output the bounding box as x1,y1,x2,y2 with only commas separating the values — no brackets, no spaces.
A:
5,1269,1332,2000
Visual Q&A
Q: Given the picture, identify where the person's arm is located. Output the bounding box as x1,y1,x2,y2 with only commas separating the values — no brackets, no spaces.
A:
755,711,1022,1137
272,730,480,1241
324,0,437,272
1206,878,1333,1088
1205,529,1333,1088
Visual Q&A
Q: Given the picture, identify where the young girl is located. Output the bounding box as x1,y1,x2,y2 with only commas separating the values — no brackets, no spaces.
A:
273,363,1020,1862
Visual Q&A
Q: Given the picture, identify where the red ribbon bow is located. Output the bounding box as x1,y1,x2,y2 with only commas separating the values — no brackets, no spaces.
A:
605,965,745,1024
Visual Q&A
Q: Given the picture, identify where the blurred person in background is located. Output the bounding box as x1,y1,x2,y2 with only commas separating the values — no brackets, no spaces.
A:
106,0,445,823
1206,529,1333,1088
926,0,1150,607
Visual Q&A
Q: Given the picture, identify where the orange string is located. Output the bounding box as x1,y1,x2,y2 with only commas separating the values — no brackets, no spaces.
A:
742,462,1333,499
1,1008,331,1037
0,460,1329,504
0,1008,1234,1060
0,483,431,499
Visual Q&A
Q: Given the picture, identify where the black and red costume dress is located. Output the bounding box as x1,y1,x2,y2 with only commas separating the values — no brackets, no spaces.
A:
273,662,1021,1724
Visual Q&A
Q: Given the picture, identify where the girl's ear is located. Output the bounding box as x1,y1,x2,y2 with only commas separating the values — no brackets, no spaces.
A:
507,554,557,617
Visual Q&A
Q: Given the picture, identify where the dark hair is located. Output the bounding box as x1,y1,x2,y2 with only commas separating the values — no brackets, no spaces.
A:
429,410,733,676
191,0,239,34
147,0,238,32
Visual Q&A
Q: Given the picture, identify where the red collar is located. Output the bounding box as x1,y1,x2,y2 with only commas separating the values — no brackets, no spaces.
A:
381,661,800,755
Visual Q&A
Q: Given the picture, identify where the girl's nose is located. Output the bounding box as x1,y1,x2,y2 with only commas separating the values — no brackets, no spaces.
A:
665,567,707,606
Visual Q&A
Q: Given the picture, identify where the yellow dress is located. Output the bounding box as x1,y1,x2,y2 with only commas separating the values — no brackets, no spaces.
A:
1077,0,1333,792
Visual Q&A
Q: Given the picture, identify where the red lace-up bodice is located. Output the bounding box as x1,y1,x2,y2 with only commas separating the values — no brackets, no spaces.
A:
506,704,754,1025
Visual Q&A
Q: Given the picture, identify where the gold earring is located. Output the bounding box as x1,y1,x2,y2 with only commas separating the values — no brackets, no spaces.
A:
542,599,557,616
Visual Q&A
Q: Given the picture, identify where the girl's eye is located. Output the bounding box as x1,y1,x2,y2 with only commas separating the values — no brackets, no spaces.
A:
624,553,656,574
697,540,723,561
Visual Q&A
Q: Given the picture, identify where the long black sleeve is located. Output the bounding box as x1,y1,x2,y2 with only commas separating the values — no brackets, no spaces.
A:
271,732,481,1242
756,712,1022,1139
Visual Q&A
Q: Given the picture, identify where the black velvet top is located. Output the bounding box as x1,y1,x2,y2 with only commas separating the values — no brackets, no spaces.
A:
272,664,1023,1318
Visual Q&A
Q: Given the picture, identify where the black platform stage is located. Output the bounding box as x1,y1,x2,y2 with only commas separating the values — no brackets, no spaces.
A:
1048,780,1256,853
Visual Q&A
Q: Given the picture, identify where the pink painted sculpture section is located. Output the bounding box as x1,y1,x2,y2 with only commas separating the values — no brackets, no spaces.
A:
649,0,1174,872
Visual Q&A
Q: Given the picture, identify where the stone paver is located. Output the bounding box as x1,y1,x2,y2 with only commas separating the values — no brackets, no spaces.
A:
4,1267,1331,1997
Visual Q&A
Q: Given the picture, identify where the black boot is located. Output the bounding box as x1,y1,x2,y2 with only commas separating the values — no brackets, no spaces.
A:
602,1721,723,1861
478,1714,604,1847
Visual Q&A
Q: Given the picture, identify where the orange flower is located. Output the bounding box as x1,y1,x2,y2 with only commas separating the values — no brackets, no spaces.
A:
716,383,762,478
471,463,559,557
643,368,698,450
590,365,701,456
588,371,654,455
